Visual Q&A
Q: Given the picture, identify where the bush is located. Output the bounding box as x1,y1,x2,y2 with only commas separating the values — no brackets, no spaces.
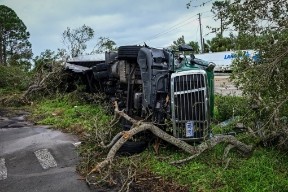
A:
0,65,31,90
214,94,250,123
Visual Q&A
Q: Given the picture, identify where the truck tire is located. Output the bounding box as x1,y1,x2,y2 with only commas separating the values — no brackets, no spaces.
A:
117,46,143,59
117,141,148,155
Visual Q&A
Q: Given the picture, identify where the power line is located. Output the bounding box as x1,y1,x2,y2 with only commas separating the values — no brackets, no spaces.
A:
144,18,199,43
135,11,213,45
201,15,214,19
143,14,198,42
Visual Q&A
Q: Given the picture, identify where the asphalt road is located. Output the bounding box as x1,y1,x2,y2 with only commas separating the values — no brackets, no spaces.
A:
0,109,96,192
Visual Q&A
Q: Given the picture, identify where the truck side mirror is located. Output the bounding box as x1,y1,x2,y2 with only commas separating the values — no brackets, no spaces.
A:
206,62,216,72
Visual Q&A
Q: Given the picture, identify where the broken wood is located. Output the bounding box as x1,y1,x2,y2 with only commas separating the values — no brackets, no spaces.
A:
87,101,253,184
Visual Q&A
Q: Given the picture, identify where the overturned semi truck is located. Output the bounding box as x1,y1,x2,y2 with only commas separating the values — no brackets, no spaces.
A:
66,45,215,148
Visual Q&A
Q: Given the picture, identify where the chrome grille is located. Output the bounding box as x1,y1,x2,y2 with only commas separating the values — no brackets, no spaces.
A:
171,70,210,141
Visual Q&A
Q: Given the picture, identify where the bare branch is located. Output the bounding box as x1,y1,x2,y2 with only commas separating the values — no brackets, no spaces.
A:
87,102,253,184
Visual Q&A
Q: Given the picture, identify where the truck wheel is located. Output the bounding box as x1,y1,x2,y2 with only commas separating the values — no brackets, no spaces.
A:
117,46,143,59
117,141,148,155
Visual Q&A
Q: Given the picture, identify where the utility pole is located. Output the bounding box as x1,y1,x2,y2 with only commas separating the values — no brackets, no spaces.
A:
198,13,204,53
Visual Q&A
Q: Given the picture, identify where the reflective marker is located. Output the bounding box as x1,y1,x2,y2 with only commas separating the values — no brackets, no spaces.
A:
34,149,57,169
0,158,7,180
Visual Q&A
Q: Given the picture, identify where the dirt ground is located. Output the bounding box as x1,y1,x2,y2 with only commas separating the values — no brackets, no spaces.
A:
214,75,242,96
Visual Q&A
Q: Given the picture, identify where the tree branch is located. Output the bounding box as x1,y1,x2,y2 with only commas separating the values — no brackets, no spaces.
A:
87,102,253,182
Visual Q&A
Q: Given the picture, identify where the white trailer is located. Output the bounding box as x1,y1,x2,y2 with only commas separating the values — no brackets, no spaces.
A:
194,50,258,72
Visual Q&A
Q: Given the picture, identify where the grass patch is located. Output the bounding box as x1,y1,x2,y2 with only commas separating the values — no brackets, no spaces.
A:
221,148,288,191
139,145,288,191
3,92,287,191
213,94,250,123
28,94,113,134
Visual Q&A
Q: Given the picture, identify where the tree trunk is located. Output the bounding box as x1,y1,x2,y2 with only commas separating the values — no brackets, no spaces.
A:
0,32,3,65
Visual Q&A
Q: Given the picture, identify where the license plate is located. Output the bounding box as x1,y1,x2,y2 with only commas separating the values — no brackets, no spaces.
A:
186,121,194,137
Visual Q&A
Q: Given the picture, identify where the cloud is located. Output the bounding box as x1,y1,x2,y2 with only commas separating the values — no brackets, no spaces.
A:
0,0,219,56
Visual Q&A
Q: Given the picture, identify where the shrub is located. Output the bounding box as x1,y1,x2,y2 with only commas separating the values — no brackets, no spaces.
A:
214,94,250,123
0,65,31,90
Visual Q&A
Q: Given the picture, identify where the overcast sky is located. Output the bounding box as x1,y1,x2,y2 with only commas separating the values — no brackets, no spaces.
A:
1,0,220,57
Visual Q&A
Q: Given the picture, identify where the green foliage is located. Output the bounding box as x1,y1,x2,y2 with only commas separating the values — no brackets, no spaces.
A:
30,94,112,132
206,33,234,52
91,37,117,54
229,33,257,50
213,94,250,123
209,0,230,36
0,5,32,70
186,41,200,54
171,35,186,50
188,0,288,148
203,41,210,53
140,145,288,191
227,0,288,149
62,25,117,58
171,35,200,54
221,148,288,191
21,46,91,101
31,49,59,73
62,24,94,58
0,65,31,90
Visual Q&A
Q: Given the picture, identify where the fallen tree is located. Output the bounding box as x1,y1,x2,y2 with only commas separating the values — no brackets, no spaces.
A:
20,60,68,101
86,102,253,185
